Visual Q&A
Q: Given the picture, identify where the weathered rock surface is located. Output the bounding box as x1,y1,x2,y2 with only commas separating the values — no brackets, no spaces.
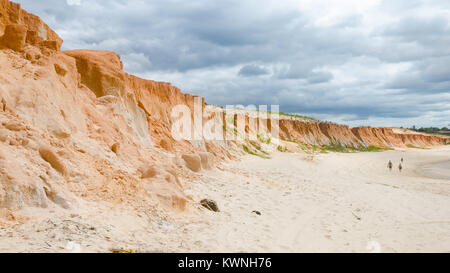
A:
199,152,213,170
141,166,158,179
0,0,63,50
39,146,67,176
1,24,27,51
182,154,202,172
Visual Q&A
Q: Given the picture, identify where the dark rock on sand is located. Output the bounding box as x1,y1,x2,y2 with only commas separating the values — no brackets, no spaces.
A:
200,199,219,212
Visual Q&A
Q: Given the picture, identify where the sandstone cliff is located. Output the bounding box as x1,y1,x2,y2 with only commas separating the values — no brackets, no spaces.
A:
0,0,62,51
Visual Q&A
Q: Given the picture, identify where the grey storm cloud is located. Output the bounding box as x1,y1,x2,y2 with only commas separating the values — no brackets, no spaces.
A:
307,71,333,84
14,0,450,127
238,65,270,77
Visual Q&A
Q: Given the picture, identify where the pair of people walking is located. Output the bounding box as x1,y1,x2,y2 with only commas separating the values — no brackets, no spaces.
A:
388,158,403,172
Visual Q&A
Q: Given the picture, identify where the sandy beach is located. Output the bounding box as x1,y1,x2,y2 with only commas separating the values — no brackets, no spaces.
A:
1,146,449,253
417,160,450,180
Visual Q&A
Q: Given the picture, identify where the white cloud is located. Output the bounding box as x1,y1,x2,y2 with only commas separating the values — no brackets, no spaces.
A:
66,0,81,6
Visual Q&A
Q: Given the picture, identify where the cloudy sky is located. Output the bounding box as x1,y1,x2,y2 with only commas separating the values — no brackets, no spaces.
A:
16,0,450,127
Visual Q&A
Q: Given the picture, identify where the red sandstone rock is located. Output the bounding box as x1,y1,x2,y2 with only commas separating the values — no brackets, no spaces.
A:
182,154,202,172
0,0,63,50
1,24,27,51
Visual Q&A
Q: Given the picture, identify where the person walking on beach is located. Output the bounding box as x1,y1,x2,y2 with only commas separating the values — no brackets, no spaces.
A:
401,158,404,163
399,163,403,172
388,160,393,171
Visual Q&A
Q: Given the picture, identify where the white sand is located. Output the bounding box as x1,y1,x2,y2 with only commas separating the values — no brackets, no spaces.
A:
1,147,449,253
417,160,450,180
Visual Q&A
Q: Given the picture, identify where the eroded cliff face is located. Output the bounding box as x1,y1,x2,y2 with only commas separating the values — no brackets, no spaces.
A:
278,119,365,147
0,1,447,217
350,127,447,148
0,0,62,50
0,1,212,216
235,114,447,149
283,121,448,149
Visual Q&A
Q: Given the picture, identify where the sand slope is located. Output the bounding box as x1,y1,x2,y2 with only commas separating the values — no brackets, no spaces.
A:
1,147,449,253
